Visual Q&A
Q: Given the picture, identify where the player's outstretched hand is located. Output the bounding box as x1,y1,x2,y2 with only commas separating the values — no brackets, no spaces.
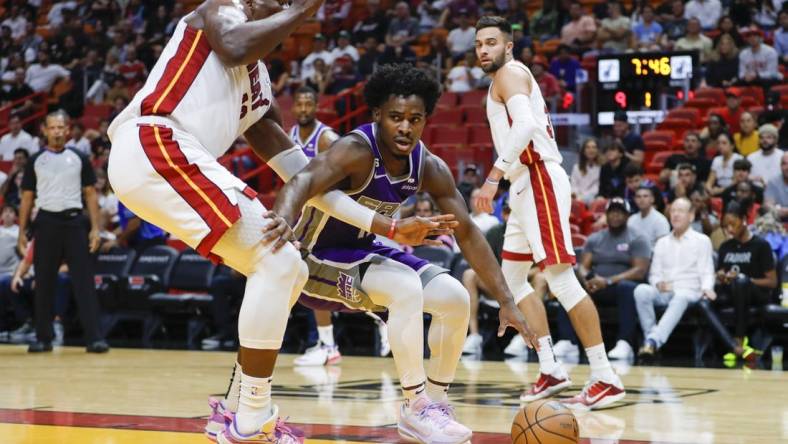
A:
394,214,458,246
261,211,299,252
473,179,498,215
291,0,324,16
498,300,539,351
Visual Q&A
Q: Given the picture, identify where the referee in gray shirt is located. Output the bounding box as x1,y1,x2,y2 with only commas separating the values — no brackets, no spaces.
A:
18,110,108,353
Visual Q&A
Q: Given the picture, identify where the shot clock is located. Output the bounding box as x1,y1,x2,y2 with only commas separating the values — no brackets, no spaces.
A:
596,51,699,125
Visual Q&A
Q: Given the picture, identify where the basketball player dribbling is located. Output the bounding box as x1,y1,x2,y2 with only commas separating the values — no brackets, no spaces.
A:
106,1,452,443
473,16,626,410
272,63,538,444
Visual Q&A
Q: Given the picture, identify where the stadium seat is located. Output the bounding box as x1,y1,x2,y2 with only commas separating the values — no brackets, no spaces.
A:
684,98,719,116
430,108,463,125
642,130,675,146
95,248,137,313
647,150,682,174
469,143,494,172
748,105,764,118
589,198,607,215
693,87,725,105
431,126,469,145
771,84,788,98
462,105,487,124
738,86,764,104
644,140,670,153
458,90,487,107
657,118,695,135
710,197,723,218
571,233,587,248
437,92,459,109
740,96,758,109
83,103,113,119
667,107,701,126
468,124,493,145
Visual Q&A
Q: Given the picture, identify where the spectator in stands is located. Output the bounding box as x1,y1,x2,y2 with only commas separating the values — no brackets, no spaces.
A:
0,148,28,208
1,68,35,116
2,5,27,41
700,114,729,152
775,10,788,64
469,188,500,234
331,31,360,62
353,0,388,44
316,0,352,35
557,197,649,360
690,187,720,235
599,141,629,198
660,0,688,47
661,132,711,186
715,15,745,48
326,56,361,95
378,34,417,66
764,152,788,221
722,159,765,207
25,49,70,94
457,164,481,208
47,1,77,29
759,91,788,148
632,5,663,51
623,164,662,214
629,185,670,246
739,26,783,85
510,23,532,57
117,46,147,88
706,33,740,88
718,88,745,134
635,197,716,358
684,0,722,31
560,3,596,52
414,196,454,251
0,204,21,341
699,201,777,362
753,0,780,30
748,124,785,186
597,1,632,53
613,111,645,165
300,34,334,84
447,10,477,60
570,138,602,205
358,37,381,79
0,115,35,160
530,55,560,104
443,0,480,26
52,34,81,70
101,201,167,253
735,111,760,156
267,57,290,97
446,51,484,93
94,169,118,227
707,132,743,196
549,45,582,92
386,2,419,46
304,58,330,95
65,123,91,156
668,163,705,203
416,0,444,35
675,18,713,63
529,3,559,40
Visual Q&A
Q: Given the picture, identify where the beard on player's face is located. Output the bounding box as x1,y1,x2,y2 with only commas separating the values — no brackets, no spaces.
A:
481,50,507,73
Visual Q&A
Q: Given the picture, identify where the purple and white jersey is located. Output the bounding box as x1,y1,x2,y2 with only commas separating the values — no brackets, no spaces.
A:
289,120,332,158
294,122,425,251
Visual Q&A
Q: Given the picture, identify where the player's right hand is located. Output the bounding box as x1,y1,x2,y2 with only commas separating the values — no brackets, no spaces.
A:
261,211,299,252
393,214,458,246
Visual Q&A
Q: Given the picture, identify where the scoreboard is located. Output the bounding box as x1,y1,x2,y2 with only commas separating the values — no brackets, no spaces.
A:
596,51,700,124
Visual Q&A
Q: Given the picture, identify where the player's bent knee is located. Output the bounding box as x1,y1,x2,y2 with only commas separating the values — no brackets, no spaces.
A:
543,264,586,311
502,260,535,305
424,274,469,319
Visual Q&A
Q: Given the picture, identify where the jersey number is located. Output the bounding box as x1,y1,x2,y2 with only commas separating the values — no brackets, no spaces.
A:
544,105,555,139
356,196,400,239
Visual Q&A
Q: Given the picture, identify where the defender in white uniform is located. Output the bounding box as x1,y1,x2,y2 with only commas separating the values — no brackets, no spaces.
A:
106,2,452,443
474,16,626,411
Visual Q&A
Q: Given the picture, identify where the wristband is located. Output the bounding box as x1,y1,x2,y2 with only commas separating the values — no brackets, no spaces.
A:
485,177,500,185
386,219,397,239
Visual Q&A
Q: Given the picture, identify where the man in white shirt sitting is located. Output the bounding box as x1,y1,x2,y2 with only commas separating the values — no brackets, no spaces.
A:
627,186,670,247
446,11,476,60
0,115,35,160
747,124,784,187
25,50,69,94
634,197,715,357
65,122,91,156
300,34,334,83
330,31,360,62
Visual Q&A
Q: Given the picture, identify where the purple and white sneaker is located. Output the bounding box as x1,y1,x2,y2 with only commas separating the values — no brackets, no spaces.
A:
217,405,304,444
205,397,231,441
397,397,472,444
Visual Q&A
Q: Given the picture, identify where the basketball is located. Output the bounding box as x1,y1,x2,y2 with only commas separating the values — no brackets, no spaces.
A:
511,400,579,444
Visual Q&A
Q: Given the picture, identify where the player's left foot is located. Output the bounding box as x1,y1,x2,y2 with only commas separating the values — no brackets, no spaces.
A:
397,397,472,444
520,371,572,403
218,406,304,444
294,342,341,366
562,377,625,411
205,397,230,441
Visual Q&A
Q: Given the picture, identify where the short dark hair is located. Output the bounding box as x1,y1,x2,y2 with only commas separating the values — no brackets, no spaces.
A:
607,140,626,154
624,163,643,178
1,204,17,216
294,85,318,102
723,200,748,219
475,15,512,36
677,163,696,173
46,109,70,122
363,63,441,115
13,148,29,158
733,159,752,171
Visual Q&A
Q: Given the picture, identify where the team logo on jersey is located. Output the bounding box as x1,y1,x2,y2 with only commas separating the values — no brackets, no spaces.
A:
239,63,270,119
336,272,360,303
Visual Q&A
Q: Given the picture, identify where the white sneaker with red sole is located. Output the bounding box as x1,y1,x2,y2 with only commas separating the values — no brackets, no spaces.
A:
294,342,341,366
520,371,572,403
562,377,625,411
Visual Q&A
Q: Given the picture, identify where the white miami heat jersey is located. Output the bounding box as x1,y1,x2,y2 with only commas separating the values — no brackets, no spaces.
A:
486,60,561,166
108,13,272,159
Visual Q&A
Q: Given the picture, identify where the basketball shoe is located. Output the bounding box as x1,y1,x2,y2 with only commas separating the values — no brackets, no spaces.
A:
562,376,625,411
218,406,304,444
205,398,231,441
294,342,341,366
397,397,472,444
520,370,572,403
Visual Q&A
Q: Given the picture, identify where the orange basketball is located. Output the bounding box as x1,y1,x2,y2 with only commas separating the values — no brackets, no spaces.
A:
511,399,579,444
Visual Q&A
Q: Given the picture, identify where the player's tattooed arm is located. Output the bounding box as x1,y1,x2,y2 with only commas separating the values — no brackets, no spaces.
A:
199,0,323,66
421,152,538,348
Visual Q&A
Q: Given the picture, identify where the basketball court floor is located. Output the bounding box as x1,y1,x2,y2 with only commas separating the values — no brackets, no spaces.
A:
0,345,784,444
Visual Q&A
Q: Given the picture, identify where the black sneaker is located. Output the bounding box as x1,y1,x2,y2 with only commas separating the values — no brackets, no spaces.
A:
638,339,657,358
86,340,110,353
28,341,53,353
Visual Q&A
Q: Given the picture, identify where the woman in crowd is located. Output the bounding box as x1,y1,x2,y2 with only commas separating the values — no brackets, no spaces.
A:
570,138,602,205
707,132,743,196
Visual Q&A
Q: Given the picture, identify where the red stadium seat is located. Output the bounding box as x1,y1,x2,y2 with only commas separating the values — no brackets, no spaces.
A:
684,98,719,116
437,92,459,109
748,105,764,119
430,108,463,125
771,84,788,98
693,88,725,105
462,105,487,124
657,118,695,134
644,140,670,156
740,96,758,108
666,107,701,126
647,150,681,174
643,130,675,146
468,124,493,144
458,90,487,107
469,143,494,171
571,233,588,248
710,197,723,219
83,103,113,119
589,198,607,215
424,124,456,146
431,126,469,145
738,86,764,104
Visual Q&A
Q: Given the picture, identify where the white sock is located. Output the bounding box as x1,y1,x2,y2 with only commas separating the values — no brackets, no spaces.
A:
235,373,273,435
536,336,560,375
585,343,616,382
403,381,429,409
223,362,242,412
426,378,449,402
317,325,335,347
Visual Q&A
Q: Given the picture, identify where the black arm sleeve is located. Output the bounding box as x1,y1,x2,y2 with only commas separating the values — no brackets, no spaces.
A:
20,155,36,192
79,151,96,187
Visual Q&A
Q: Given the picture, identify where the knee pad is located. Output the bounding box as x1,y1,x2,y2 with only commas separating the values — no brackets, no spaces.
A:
423,274,470,319
502,260,535,305
543,264,586,311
